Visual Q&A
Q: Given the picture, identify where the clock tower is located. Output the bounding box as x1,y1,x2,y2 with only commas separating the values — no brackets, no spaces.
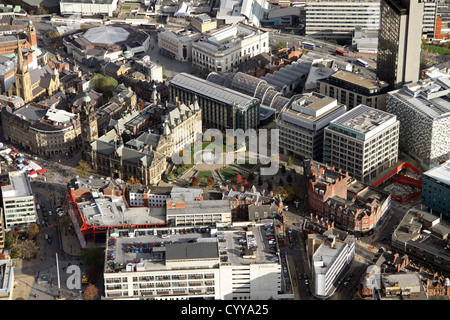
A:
80,92,98,160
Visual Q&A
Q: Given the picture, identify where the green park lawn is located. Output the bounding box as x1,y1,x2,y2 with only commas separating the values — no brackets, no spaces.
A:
423,45,450,55
220,167,240,180
197,171,213,180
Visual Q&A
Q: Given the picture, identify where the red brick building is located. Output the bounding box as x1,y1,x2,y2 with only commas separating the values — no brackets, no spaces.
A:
305,160,391,233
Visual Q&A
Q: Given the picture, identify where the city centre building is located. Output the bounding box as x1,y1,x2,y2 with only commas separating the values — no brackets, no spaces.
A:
323,104,399,183
103,223,288,300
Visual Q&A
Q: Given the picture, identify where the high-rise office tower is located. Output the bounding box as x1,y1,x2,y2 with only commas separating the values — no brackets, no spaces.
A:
377,0,424,89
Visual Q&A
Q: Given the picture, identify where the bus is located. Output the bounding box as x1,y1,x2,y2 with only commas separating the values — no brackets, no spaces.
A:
335,49,346,56
302,41,316,50
356,58,369,67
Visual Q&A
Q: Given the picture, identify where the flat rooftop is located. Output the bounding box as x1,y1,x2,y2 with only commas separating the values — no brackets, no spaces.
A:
389,78,450,120
329,104,397,139
423,160,450,186
78,195,166,227
330,70,388,90
166,199,231,216
105,223,279,273
1,171,33,198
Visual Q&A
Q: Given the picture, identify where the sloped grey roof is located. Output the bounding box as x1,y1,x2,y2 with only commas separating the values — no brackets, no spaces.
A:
171,73,257,107
91,140,115,155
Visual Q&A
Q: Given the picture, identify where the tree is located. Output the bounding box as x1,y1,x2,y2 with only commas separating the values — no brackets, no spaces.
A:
80,245,104,270
275,41,287,51
126,176,141,186
191,176,199,187
83,284,99,300
258,175,263,186
206,177,215,187
26,223,39,240
5,231,15,250
287,157,293,167
75,161,91,177
236,173,243,185
274,185,300,202
243,180,250,190
247,171,254,181
86,266,100,284
90,73,118,98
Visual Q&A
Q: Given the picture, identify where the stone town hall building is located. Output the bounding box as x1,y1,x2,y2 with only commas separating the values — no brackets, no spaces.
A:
82,86,202,186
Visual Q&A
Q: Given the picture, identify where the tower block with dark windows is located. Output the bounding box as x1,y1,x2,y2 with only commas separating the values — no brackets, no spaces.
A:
80,93,98,161
14,37,32,103
377,0,424,89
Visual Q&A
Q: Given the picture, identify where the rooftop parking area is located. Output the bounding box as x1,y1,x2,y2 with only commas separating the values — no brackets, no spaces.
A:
105,223,279,273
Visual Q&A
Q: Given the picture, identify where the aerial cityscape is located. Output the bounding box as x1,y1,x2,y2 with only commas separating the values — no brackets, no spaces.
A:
1,0,450,306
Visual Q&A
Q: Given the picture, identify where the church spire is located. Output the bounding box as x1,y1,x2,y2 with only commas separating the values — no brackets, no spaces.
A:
16,36,25,73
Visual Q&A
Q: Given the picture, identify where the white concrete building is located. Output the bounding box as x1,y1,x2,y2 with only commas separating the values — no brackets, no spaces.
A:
1,171,37,230
352,27,379,53
103,223,289,300
157,28,202,61
192,23,270,73
309,233,356,299
216,0,271,27
60,0,119,17
305,0,380,39
134,56,163,82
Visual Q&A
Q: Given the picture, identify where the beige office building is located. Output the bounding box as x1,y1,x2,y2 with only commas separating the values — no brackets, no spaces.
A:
277,92,347,161
190,14,217,33
318,70,390,110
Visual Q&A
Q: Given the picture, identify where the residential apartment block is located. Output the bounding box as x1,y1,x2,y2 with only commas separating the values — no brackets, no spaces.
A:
318,70,390,111
386,78,450,168
192,23,270,73
421,160,450,219
1,171,37,230
323,104,399,183
277,92,347,161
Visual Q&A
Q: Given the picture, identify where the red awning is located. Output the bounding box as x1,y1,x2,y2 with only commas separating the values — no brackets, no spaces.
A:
37,169,46,174
29,171,37,176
